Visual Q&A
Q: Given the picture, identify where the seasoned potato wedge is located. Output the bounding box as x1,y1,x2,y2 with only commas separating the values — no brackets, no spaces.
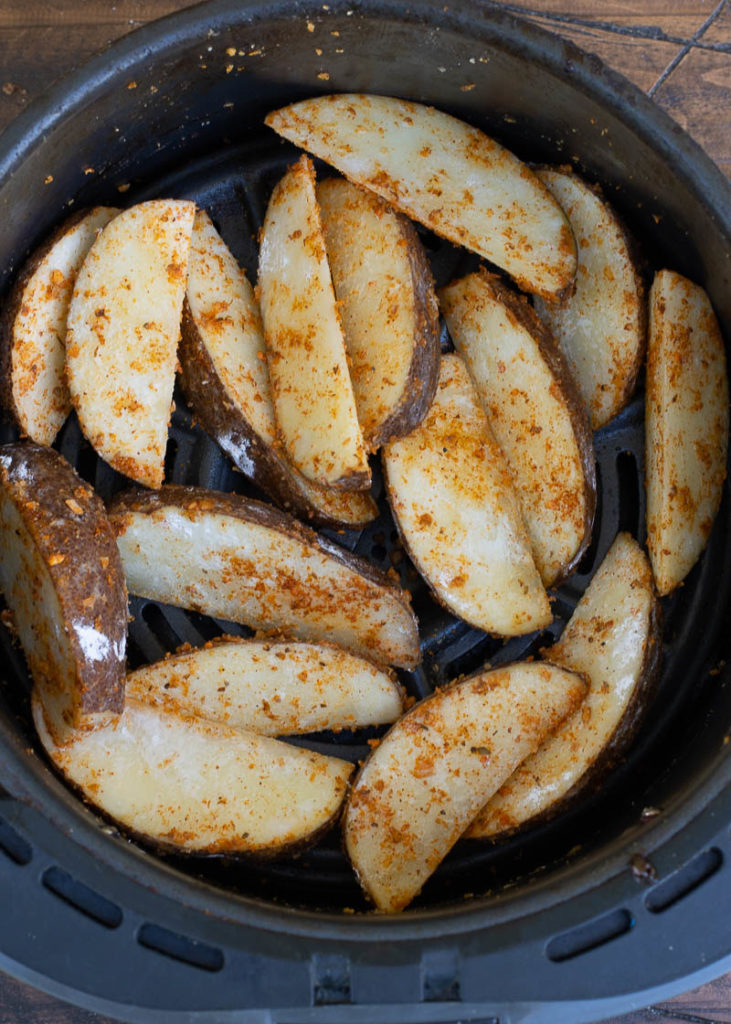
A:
126,637,405,734
266,94,576,300
33,692,352,856
179,210,376,528
0,206,118,445
0,443,126,745
440,271,595,586
646,270,729,596
344,661,586,911
383,354,551,636
258,155,370,490
533,169,646,430
109,485,420,668
317,178,440,448
468,533,661,838
65,199,196,488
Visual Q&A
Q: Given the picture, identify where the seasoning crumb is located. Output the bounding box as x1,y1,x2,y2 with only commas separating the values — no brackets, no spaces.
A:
65,498,84,515
44,175,54,185
317,72,330,80
460,83,475,92
117,183,131,193
630,852,658,883
127,80,138,90
307,21,315,31
226,46,237,56
48,553,66,566
640,806,661,821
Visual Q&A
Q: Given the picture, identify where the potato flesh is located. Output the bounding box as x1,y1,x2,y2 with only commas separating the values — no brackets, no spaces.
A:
646,270,729,596
533,170,644,430
258,155,370,489
65,200,196,488
186,209,273,448
266,94,576,300
344,662,586,911
318,178,437,447
126,638,404,734
33,694,352,855
469,533,657,837
182,211,376,527
112,501,419,668
440,273,591,586
10,207,118,445
383,354,551,635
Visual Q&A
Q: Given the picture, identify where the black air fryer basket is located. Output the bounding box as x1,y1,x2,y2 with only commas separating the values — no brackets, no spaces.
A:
0,2,729,1022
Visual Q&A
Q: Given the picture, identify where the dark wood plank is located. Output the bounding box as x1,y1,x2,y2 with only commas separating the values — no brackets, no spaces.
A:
654,45,731,176
0,970,113,1024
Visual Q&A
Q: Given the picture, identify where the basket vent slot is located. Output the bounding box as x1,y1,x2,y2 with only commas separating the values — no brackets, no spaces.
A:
645,847,723,914
137,922,224,972
575,460,603,576
546,907,633,962
42,866,122,929
616,450,641,538
311,953,351,1005
0,816,32,866
421,950,460,1002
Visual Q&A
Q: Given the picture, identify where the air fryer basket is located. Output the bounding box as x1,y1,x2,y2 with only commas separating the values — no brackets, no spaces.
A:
0,2,729,1021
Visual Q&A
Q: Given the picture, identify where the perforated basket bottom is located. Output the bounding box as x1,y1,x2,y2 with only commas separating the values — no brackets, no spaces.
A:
0,134,729,914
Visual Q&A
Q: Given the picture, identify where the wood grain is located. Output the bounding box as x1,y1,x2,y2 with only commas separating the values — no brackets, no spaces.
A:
0,1,729,1022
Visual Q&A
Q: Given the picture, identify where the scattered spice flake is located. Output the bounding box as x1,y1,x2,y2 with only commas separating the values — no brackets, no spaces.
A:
48,552,66,566
630,853,658,883
307,21,315,31
315,47,323,55
640,806,661,821
248,48,262,56
317,71,330,80
0,608,17,637
709,659,726,676
460,83,475,92
117,183,131,193
127,80,138,90
3,81,26,97
331,29,340,36
226,46,237,56
44,175,54,184
225,64,234,73
65,498,84,515
83,167,95,175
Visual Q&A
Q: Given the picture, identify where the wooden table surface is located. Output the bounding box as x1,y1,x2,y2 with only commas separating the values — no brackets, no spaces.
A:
0,1,729,1022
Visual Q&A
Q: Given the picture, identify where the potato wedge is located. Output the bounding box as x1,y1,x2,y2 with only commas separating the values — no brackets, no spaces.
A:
383,354,551,636
33,692,352,856
533,169,646,430
646,270,729,596
344,661,586,911
109,485,420,669
0,443,126,745
440,271,595,586
65,199,196,488
468,533,661,838
179,210,376,528
0,207,119,445
126,636,405,735
266,94,576,300
317,178,440,448
258,155,370,490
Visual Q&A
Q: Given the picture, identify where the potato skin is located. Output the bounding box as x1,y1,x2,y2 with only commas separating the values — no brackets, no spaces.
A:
178,298,376,529
372,212,440,447
479,270,597,585
0,442,127,738
0,208,96,432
